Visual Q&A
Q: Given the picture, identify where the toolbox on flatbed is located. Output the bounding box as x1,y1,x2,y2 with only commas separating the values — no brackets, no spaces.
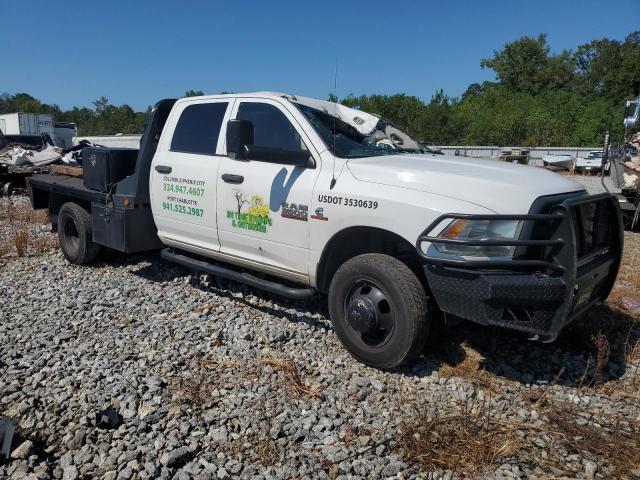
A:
82,147,138,192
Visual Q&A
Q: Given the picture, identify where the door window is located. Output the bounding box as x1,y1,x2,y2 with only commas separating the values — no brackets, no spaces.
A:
236,102,307,152
170,102,228,155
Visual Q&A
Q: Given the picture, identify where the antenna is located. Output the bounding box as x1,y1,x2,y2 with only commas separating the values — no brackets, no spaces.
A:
330,59,338,190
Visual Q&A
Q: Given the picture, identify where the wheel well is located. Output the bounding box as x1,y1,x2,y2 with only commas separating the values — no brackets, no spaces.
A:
49,195,91,231
316,226,425,293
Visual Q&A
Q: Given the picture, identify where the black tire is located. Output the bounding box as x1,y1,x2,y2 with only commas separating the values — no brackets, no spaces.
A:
58,202,101,265
328,253,430,369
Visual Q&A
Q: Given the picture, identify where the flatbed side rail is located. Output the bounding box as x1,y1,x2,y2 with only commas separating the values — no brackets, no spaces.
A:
28,174,109,205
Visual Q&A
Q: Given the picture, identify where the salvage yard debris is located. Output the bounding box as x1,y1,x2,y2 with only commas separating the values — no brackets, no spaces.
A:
0,145,63,167
0,131,96,169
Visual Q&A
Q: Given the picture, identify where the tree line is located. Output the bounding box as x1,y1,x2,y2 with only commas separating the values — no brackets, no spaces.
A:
1,32,638,146
339,32,639,147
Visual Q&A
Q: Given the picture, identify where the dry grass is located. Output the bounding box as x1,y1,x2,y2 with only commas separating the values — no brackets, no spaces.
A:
167,354,245,406
0,199,55,258
542,399,640,478
0,199,49,225
576,332,611,389
397,394,640,478
626,332,640,365
257,354,320,398
13,228,29,257
220,432,279,467
255,437,278,466
607,232,640,319
167,352,318,407
31,234,59,254
624,330,640,396
397,399,526,476
438,342,498,393
0,227,57,259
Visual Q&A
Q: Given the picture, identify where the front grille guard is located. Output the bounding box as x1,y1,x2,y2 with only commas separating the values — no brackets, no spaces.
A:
417,212,566,274
415,193,623,339
416,193,621,277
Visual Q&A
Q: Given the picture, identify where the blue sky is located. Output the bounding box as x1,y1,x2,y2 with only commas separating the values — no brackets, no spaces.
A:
4,0,639,111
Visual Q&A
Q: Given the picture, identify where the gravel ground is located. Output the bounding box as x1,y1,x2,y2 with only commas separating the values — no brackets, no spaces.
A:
562,172,619,195
1,195,639,480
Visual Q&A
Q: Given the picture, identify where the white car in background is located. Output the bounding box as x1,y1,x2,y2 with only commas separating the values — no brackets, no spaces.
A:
575,150,607,173
542,153,575,170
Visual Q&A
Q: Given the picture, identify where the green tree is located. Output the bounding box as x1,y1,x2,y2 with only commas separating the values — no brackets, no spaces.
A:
480,34,573,94
573,31,640,101
92,96,109,114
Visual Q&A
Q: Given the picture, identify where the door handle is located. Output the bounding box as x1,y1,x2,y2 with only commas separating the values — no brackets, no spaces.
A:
222,174,244,184
155,165,172,174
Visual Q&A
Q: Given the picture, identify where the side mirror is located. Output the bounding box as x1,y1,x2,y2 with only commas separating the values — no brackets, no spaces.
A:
226,119,254,160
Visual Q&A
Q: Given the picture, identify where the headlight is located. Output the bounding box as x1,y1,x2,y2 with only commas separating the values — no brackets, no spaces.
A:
425,219,522,259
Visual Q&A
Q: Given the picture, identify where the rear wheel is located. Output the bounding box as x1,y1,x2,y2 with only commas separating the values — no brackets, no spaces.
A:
328,254,430,369
58,202,101,264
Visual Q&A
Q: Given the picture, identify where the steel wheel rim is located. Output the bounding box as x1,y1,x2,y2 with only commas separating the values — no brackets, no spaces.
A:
343,279,395,347
63,216,80,253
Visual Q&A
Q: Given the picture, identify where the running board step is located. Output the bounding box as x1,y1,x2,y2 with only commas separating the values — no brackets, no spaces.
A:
160,248,316,300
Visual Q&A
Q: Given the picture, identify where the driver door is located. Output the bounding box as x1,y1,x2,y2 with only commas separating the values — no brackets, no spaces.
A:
217,98,320,282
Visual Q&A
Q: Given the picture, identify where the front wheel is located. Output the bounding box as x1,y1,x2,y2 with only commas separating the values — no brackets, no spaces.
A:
328,254,430,369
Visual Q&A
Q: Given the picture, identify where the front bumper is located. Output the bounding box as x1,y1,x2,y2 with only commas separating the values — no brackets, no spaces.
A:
416,193,623,341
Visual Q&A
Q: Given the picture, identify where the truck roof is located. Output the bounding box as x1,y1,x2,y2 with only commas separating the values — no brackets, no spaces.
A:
175,92,420,150
177,91,297,102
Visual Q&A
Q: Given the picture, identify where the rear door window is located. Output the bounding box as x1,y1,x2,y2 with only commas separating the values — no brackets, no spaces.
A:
171,102,228,155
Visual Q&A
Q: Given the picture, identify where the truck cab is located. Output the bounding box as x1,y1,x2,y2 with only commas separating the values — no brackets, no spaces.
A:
28,92,624,369
149,94,320,284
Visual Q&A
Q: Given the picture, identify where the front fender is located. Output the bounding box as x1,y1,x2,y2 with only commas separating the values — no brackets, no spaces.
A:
308,169,494,286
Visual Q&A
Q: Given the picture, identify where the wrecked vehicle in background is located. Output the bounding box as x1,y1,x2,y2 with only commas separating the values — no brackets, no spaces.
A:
0,130,84,196
607,92,640,230
499,148,531,164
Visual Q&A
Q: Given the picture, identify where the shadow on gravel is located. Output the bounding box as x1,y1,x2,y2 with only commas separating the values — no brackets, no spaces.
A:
411,304,639,389
128,253,332,332
105,250,638,389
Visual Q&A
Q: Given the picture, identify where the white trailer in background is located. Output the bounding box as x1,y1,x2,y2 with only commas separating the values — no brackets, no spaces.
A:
74,134,142,149
0,113,55,137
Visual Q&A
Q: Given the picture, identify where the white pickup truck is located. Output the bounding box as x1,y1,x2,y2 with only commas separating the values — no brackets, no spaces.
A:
28,92,624,368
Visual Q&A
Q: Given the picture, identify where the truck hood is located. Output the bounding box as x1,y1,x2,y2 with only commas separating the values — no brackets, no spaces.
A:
346,154,585,213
